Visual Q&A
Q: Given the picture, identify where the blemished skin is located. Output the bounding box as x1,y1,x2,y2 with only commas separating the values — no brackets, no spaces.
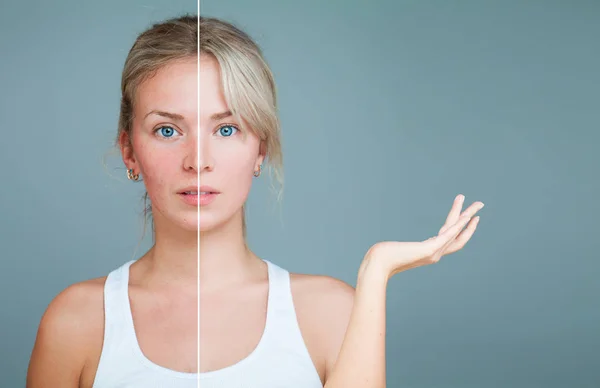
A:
27,57,200,387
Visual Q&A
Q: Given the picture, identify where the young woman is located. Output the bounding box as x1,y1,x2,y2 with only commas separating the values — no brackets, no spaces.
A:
27,16,199,387
198,16,483,388
27,13,484,388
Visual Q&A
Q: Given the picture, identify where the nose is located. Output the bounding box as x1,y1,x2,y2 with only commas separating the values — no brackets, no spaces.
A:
199,131,214,172
183,133,198,172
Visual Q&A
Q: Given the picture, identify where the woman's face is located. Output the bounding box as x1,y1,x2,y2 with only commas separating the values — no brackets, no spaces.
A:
199,54,264,233
121,57,199,232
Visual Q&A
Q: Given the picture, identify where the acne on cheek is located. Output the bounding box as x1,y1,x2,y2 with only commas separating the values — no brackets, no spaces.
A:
144,185,168,215
134,143,168,176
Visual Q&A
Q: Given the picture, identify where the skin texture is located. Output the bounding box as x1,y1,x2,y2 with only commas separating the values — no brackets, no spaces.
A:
26,57,200,387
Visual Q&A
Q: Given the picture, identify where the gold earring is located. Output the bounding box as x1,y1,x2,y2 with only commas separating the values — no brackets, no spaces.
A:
127,168,139,181
253,164,262,178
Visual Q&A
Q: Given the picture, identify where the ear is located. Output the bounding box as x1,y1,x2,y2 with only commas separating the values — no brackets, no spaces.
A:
119,130,138,171
255,140,267,169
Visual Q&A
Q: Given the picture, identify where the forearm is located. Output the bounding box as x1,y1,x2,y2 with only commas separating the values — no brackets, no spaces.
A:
324,257,389,388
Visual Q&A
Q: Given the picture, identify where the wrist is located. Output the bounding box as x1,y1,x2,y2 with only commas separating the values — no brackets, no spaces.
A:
358,252,391,286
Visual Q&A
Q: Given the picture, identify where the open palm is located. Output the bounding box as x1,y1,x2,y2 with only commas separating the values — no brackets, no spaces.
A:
364,194,485,278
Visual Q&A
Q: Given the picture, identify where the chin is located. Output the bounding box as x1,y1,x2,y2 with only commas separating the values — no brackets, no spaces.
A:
153,207,199,233
179,220,199,232
199,219,218,233
175,211,199,232
199,211,236,234
160,218,198,233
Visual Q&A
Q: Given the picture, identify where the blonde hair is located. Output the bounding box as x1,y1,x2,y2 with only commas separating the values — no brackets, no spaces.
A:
116,14,198,240
200,16,284,237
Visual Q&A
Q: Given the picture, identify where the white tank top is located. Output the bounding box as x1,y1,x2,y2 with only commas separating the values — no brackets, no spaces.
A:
93,259,323,388
92,259,197,387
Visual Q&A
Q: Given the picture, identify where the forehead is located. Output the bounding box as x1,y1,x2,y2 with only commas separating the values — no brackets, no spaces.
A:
200,55,228,119
135,58,198,119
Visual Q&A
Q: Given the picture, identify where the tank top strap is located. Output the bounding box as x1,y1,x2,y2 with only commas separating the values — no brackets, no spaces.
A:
94,259,199,387
99,260,138,358
258,259,322,386
262,259,294,316
261,260,310,351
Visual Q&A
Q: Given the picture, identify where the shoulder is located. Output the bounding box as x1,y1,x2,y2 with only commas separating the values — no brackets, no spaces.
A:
290,272,355,309
290,272,355,379
27,276,106,386
40,277,106,338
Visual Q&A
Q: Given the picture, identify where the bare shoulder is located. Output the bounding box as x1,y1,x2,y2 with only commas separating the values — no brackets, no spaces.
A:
290,272,355,380
44,276,106,322
27,276,106,387
290,273,355,332
290,272,355,309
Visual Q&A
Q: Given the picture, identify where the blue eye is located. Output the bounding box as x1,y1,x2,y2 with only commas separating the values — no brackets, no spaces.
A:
156,126,176,138
218,125,238,137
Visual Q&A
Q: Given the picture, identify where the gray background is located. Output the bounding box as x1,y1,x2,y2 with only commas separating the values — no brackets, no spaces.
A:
207,1,600,387
0,0,196,386
0,0,598,387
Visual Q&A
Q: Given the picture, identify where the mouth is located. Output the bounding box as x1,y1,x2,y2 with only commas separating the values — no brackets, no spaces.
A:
177,190,220,206
199,190,219,206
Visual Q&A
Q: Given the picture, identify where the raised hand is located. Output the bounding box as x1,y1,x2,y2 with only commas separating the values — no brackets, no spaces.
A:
361,194,485,279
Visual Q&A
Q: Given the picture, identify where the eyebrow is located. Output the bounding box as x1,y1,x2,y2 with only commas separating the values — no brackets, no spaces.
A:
210,110,233,121
144,110,185,121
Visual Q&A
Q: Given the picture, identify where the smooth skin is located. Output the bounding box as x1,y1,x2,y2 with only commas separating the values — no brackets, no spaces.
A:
198,53,355,383
198,52,484,386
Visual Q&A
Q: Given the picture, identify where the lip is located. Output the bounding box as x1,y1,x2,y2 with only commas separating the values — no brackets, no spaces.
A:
177,185,199,206
178,185,200,194
179,192,199,206
198,186,220,206
176,186,220,206
199,192,218,206
199,185,220,194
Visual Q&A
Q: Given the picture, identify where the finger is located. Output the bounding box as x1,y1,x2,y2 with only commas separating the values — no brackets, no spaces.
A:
444,216,480,255
462,201,485,219
427,214,472,253
438,194,464,235
431,215,477,262
440,200,485,234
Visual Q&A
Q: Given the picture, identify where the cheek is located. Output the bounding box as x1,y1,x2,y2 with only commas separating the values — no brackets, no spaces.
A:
135,141,182,207
217,144,257,204
221,152,255,192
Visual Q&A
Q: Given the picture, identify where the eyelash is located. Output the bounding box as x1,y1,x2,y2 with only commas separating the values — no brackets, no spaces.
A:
153,125,180,138
215,123,240,135
151,124,239,137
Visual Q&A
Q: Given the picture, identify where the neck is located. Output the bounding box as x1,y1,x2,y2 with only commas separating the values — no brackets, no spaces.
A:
139,211,198,291
200,209,261,293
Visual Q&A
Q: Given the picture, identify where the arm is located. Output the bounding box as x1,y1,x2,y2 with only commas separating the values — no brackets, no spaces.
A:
26,284,93,387
324,195,484,388
323,257,389,388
